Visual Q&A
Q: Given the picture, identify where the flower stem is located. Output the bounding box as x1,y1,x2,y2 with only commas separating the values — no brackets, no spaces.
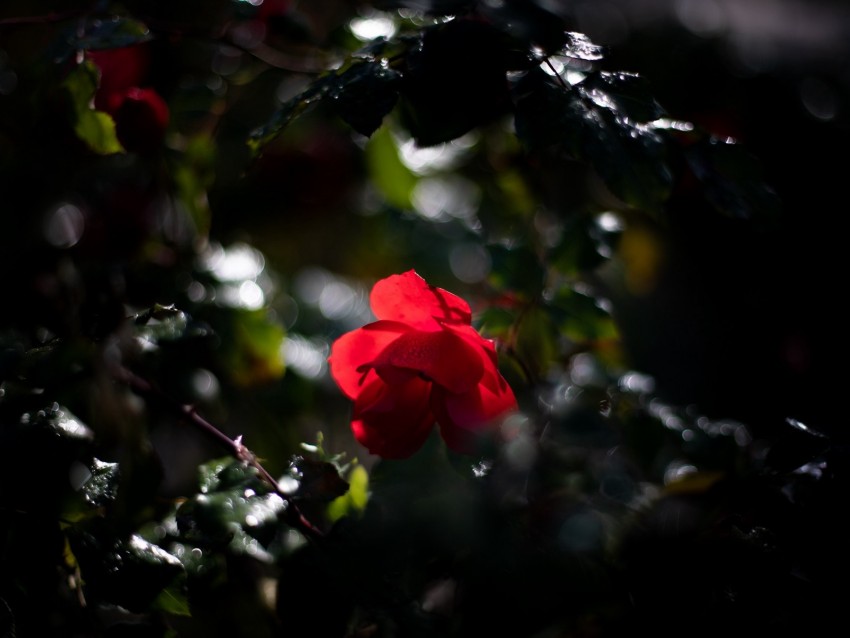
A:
113,366,325,540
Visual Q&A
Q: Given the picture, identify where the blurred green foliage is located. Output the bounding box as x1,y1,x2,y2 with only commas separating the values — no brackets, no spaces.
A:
0,0,846,636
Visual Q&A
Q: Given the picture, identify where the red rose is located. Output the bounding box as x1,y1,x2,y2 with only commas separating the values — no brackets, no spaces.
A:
329,270,517,458
87,45,169,153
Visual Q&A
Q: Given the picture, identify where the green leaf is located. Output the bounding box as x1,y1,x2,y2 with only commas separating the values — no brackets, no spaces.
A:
152,580,192,617
221,309,285,386
547,285,619,344
488,243,545,297
366,126,418,208
63,61,124,154
326,464,369,523
178,459,288,561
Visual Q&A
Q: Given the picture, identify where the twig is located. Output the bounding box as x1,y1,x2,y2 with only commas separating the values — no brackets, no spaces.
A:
113,366,325,540
544,57,569,90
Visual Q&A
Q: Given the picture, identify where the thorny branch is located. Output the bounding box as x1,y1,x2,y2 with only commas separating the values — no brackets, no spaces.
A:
113,365,325,540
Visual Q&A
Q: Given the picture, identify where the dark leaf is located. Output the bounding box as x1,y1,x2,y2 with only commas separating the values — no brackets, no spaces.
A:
398,19,510,146
514,69,672,210
248,75,336,155
331,61,401,137
546,285,618,344
282,455,349,502
69,523,183,612
177,459,288,560
685,137,782,221
79,458,120,508
580,72,665,123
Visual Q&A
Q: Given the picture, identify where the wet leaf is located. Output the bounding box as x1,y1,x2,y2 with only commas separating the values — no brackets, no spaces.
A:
69,524,183,612
80,458,120,508
580,72,665,123
248,75,335,155
561,32,606,62
178,459,288,561
283,455,349,502
331,60,401,137
514,69,672,210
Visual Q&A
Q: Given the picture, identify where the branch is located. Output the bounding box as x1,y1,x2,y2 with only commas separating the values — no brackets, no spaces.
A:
113,366,325,540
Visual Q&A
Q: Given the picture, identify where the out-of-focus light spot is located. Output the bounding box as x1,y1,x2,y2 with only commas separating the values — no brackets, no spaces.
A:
239,0,263,6
282,335,329,379
652,118,694,132
619,371,655,394
205,242,265,282
664,460,697,485
277,475,300,494
191,369,219,400
230,20,266,50
239,280,265,309
449,243,491,283
293,267,333,305
505,431,536,470
68,461,92,491
319,281,357,320
211,47,242,77
569,353,607,388
398,133,476,175
412,176,481,223
472,460,492,478
596,211,624,233
186,280,207,303
799,77,838,121
349,15,397,41
675,0,727,36
44,203,84,248
218,280,266,309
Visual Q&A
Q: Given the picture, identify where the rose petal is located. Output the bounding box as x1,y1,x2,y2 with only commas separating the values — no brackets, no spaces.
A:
434,364,517,452
373,328,484,394
370,270,472,328
351,374,435,458
328,320,411,399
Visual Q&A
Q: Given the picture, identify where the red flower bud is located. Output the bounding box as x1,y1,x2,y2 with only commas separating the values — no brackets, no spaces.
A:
113,87,170,154
329,271,517,458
